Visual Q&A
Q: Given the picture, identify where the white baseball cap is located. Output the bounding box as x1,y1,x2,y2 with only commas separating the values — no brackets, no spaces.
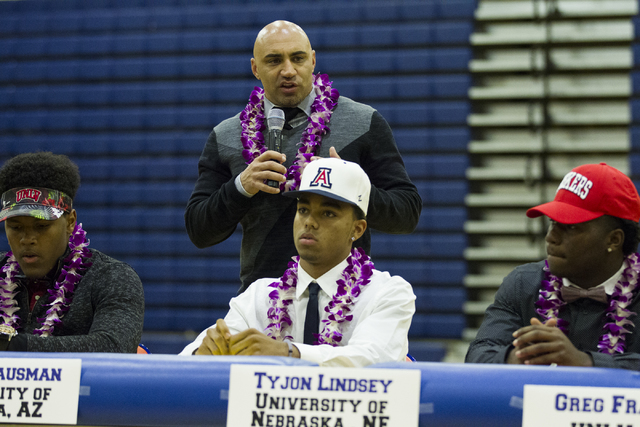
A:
286,158,371,215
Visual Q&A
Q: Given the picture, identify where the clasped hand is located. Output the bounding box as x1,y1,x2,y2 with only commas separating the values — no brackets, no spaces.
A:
195,319,288,357
508,317,593,367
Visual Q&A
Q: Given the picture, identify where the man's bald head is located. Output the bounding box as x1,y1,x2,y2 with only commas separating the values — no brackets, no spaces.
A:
253,21,311,58
251,20,316,107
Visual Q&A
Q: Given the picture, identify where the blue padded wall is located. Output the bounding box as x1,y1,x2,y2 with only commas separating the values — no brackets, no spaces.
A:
0,0,473,359
630,15,640,198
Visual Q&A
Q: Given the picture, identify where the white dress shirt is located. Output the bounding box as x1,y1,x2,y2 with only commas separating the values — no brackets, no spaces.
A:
562,260,626,295
179,257,416,367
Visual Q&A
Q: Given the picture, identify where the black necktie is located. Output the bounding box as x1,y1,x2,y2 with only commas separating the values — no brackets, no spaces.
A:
280,107,300,130
303,282,320,345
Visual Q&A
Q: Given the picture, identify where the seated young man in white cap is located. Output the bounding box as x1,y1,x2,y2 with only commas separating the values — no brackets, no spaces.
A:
180,158,416,367
0,152,144,352
466,163,640,370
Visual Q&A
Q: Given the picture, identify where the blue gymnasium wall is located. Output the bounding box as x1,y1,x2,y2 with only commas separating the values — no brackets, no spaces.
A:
631,13,640,179
0,0,473,357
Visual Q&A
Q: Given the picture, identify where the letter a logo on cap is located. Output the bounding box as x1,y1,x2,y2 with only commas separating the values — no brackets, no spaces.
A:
310,167,332,189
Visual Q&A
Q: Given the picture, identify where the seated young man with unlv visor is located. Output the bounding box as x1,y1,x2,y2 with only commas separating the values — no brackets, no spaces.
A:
180,158,416,367
0,152,144,352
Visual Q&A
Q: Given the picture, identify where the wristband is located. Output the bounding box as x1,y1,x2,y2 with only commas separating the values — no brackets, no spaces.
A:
0,325,17,352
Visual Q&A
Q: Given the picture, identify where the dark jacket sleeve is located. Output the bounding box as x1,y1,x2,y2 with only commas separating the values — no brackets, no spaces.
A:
9,251,145,353
466,261,640,371
588,350,640,370
184,129,253,248
339,111,422,234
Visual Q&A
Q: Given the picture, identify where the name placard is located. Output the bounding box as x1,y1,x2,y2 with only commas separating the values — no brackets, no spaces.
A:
523,384,640,427
0,358,81,425
227,365,421,427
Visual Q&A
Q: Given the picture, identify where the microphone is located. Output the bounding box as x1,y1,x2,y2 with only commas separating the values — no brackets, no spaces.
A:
266,108,285,188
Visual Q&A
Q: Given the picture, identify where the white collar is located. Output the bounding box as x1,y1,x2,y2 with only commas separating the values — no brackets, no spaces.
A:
296,257,349,300
563,260,626,296
264,89,316,123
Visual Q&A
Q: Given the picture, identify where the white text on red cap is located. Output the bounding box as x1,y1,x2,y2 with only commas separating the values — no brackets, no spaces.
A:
558,172,593,200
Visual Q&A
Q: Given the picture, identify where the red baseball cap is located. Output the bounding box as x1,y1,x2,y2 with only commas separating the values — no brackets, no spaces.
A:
526,163,640,224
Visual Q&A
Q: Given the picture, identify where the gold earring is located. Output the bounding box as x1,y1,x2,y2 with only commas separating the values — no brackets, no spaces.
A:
607,247,613,253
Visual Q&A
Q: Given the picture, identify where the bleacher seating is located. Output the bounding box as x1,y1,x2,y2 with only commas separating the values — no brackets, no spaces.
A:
0,0,473,358
1,77,470,107
89,232,240,256
0,49,471,83
415,181,468,205
462,0,639,339
2,131,210,155
1,24,473,58
0,1,477,27
371,233,467,259
78,207,187,230
74,182,194,205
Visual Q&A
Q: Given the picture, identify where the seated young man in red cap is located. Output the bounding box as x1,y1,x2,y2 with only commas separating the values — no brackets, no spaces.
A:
466,163,640,370
0,152,144,352
180,158,416,367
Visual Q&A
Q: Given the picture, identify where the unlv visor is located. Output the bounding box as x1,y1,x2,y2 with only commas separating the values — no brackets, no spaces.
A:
0,187,73,222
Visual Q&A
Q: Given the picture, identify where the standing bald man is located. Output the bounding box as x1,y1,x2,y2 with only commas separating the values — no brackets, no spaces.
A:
185,21,422,293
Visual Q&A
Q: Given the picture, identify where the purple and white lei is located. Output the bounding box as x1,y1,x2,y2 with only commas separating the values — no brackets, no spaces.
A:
240,73,340,192
264,247,374,346
535,253,640,355
0,223,92,337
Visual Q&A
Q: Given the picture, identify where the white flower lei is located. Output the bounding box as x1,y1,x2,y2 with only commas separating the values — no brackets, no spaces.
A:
535,253,640,354
240,73,340,192
264,247,374,346
0,223,92,337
